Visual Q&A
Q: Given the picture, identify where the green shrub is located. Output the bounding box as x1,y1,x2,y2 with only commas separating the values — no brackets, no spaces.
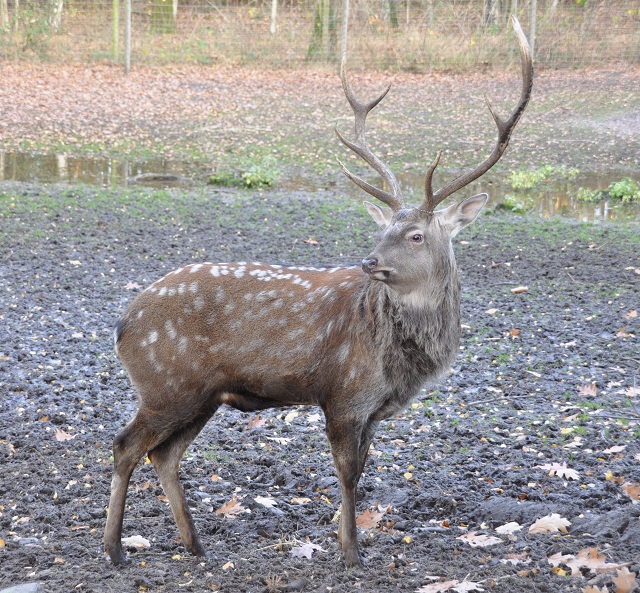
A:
507,165,579,190
576,177,640,203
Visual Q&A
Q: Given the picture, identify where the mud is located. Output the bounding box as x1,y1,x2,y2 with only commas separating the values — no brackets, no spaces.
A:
0,183,638,592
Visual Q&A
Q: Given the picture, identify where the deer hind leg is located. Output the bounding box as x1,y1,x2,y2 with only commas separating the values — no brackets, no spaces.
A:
104,413,166,565
147,408,217,558
326,416,377,567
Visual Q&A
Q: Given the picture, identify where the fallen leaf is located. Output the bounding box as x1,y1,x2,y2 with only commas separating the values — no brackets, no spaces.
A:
416,580,460,593
499,552,529,565
267,436,291,445
625,310,638,319
621,482,640,503
124,281,142,290
548,547,627,577
303,238,318,245
284,410,299,424
215,497,246,516
290,541,325,559
121,535,151,549
623,386,640,398
290,497,311,504
536,462,579,480
510,286,528,294
612,567,638,593
602,445,626,454
221,561,235,571
529,513,571,533
356,508,384,530
582,587,609,593
578,382,598,396
485,308,499,315
456,531,502,547
254,496,278,508
495,521,522,535
246,414,266,430
54,428,76,442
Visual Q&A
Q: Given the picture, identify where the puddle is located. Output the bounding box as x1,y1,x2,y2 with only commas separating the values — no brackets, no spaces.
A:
1,151,638,222
0,151,206,188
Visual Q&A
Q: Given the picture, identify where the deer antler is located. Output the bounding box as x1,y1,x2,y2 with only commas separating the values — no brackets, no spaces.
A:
423,16,533,212
335,58,404,213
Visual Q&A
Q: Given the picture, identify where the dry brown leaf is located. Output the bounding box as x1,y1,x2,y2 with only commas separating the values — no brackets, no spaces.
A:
625,310,638,319
602,445,626,454
549,547,627,577
215,497,246,516
612,567,638,593
416,581,462,593
456,531,502,547
54,428,76,442
356,508,384,530
621,482,640,502
510,286,528,294
124,281,142,290
246,414,267,430
583,587,609,593
529,513,571,533
578,382,598,397
623,386,640,398
536,461,579,480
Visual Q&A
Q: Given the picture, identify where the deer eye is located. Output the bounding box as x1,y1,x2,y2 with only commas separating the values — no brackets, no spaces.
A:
409,233,424,244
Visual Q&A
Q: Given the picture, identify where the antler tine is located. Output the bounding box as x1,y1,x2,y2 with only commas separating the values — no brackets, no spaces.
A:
421,16,533,212
335,55,404,212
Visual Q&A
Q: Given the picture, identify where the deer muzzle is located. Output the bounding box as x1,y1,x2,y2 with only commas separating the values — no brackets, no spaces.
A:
361,256,391,281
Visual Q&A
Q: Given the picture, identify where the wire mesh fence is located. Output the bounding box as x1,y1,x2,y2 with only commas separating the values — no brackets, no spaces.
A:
0,0,638,70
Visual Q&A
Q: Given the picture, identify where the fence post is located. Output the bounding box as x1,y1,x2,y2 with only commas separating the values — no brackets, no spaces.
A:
341,0,349,58
112,0,119,62
125,0,131,73
529,0,537,59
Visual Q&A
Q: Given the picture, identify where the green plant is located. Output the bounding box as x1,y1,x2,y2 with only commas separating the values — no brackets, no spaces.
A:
498,194,532,213
576,177,640,203
507,165,579,190
209,156,281,189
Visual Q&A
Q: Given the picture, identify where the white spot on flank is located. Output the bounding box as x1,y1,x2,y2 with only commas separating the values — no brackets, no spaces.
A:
158,286,167,296
234,267,246,279
194,296,205,311
190,264,203,274
172,268,184,275
178,336,188,354
214,286,226,304
223,302,236,315
178,283,186,295
189,282,199,294
147,330,159,344
168,287,177,296
210,266,220,277
137,310,144,319
165,320,177,340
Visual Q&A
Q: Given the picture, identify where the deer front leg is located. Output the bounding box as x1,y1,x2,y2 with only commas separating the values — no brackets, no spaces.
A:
326,416,368,567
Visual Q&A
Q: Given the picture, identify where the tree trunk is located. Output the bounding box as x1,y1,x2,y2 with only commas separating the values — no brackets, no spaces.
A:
308,0,337,61
270,0,277,35
388,0,398,28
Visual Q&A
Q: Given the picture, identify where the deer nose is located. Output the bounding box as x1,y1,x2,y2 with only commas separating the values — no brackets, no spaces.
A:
361,257,378,273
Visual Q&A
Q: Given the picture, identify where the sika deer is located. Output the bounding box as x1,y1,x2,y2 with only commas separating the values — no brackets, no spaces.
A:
104,16,533,568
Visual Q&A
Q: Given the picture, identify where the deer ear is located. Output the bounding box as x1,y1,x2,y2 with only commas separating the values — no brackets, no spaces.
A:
442,193,488,237
364,201,394,228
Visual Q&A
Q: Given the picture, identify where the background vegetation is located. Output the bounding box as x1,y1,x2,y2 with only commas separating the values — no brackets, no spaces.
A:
0,0,638,70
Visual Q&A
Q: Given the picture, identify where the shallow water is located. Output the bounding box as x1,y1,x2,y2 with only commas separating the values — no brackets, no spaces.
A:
1,150,638,222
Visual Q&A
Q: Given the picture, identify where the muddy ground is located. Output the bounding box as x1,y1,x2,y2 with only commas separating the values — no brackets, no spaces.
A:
1,63,640,592
0,180,638,592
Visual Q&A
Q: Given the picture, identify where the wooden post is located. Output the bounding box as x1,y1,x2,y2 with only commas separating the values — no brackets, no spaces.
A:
341,0,349,58
112,0,119,62
125,0,131,74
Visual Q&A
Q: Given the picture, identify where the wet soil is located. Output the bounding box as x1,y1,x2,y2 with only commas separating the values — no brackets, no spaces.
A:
0,183,638,592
